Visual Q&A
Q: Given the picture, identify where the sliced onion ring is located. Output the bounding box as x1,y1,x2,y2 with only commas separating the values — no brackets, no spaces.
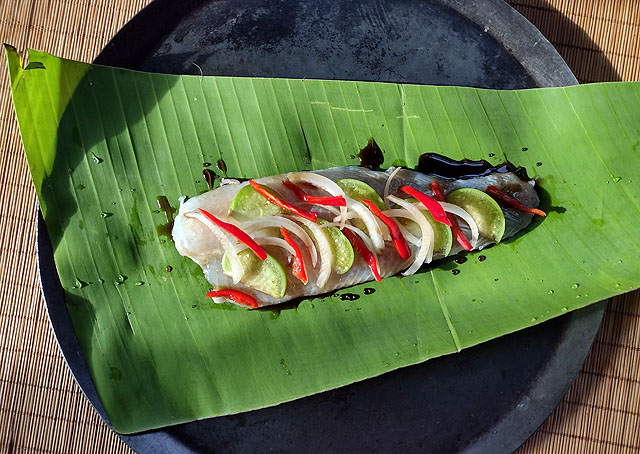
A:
287,172,348,229
331,211,391,242
293,216,333,288
345,196,386,253
242,216,318,267
383,166,402,209
382,208,422,245
387,195,434,275
185,211,245,283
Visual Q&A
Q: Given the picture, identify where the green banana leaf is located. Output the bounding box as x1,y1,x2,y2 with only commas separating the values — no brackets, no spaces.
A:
7,46,640,434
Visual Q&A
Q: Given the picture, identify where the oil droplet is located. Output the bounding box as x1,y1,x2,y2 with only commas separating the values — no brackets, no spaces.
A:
191,304,197,308
488,153,495,157
454,257,467,264
613,176,621,183
101,212,113,218
451,269,461,275
114,274,127,286
203,162,211,167
615,283,621,288
349,154,356,159
548,290,554,294
478,255,486,262
135,281,144,286
561,307,568,312
530,317,537,322
165,265,173,272
91,152,103,164
363,288,375,295
98,278,104,284
73,278,88,289
571,283,580,289
111,202,116,205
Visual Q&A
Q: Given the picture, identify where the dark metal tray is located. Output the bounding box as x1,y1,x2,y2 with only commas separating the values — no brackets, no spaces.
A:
40,0,606,452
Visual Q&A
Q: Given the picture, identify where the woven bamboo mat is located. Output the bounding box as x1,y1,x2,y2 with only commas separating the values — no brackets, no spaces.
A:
1,0,639,452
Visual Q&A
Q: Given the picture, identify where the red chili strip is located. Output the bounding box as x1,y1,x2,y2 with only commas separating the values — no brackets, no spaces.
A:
429,182,472,251
485,186,547,217
361,199,411,260
249,180,318,222
281,180,346,207
280,226,308,284
198,208,267,260
206,289,259,309
399,185,452,226
341,228,382,283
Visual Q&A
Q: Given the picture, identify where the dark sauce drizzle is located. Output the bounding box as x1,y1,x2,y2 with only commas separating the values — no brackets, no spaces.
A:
216,159,227,176
415,153,530,181
339,293,360,301
202,169,217,189
357,138,384,170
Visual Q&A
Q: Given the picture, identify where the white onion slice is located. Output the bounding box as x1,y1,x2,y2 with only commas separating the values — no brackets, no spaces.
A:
185,211,245,283
242,216,318,267
345,196,386,253
382,209,422,245
234,237,296,256
287,172,348,229
383,166,402,209
293,216,333,288
439,202,480,247
387,195,434,275
330,211,391,241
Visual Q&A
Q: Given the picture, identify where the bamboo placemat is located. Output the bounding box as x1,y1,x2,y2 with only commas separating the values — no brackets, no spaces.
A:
1,1,638,452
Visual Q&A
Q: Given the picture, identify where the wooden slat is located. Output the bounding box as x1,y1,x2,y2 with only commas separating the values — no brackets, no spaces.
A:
0,0,638,452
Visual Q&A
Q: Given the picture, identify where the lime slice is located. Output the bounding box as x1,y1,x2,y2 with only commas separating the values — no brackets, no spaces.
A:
446,188,505,243
228,183,285,222
400,198,453,257
222,251,287,298
336,179,385,210
318,219,354,274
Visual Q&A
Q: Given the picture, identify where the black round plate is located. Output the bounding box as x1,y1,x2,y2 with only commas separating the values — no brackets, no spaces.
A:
40,0,606,452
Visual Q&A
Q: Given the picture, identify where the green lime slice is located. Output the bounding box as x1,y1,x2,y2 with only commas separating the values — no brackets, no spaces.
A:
446,188,506,243
318,219,354,274
400,198,453,257
336,179,385,210
228,183,285,222
222,251,287,298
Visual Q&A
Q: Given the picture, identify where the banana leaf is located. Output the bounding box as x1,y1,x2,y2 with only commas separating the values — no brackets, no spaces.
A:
6,46,640,434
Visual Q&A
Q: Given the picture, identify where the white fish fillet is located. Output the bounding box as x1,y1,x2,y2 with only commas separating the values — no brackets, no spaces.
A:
172,166,539,307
